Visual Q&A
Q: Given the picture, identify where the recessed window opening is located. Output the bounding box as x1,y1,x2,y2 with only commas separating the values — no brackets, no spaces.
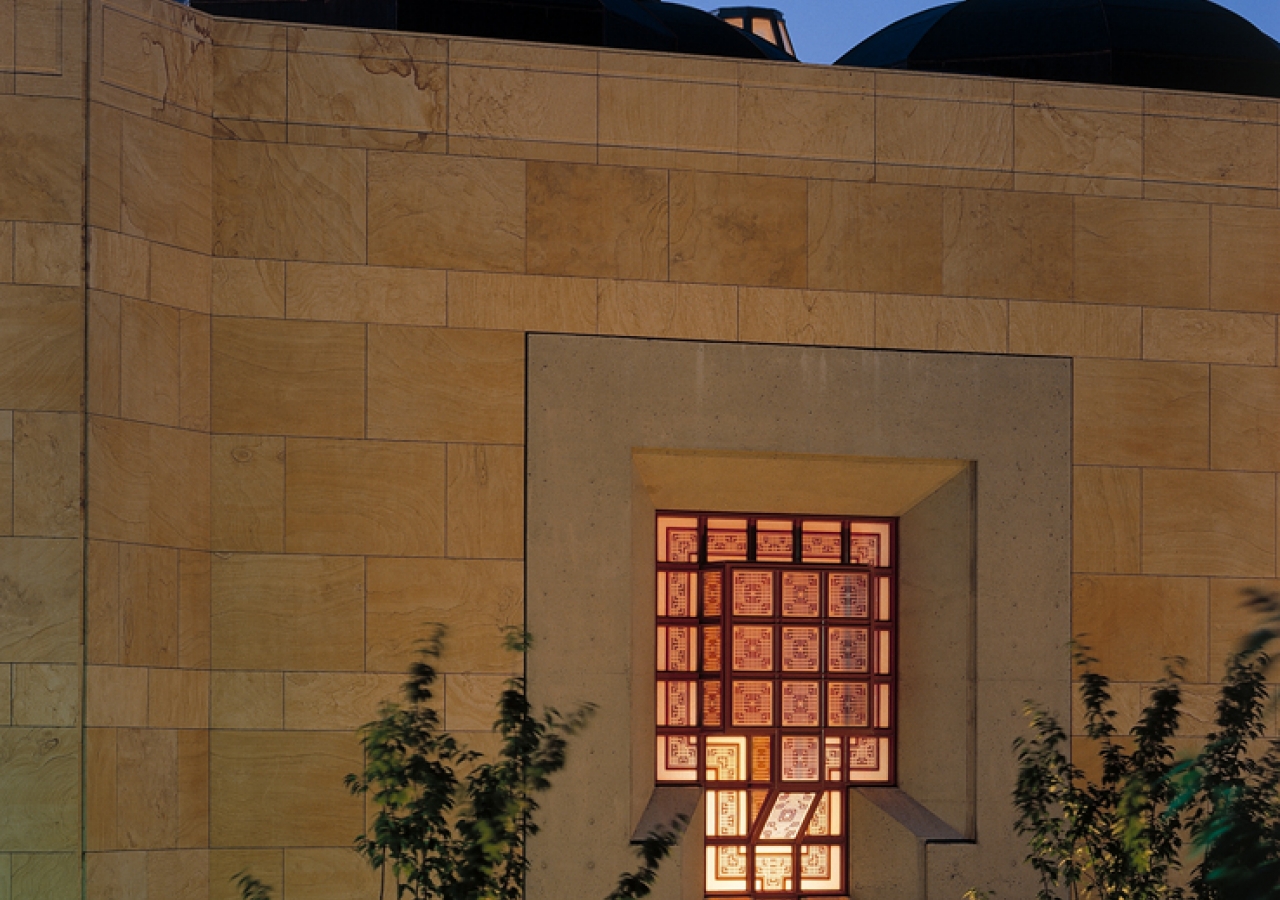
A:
655,511,897,898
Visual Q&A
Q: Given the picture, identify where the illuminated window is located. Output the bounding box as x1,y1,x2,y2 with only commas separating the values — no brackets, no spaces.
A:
656,512,896,898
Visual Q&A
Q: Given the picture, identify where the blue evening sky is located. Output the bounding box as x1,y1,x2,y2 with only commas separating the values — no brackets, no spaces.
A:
704,0,1280,64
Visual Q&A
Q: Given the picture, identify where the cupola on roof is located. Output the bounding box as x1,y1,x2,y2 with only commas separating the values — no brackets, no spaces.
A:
837,0,1280,99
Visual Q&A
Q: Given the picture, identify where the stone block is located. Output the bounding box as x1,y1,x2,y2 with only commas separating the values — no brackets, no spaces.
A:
942,188,1073,301
1145,114,1277,188
875,294,1007,353
213,41,286,122
367,153,524,271
738,287,874,347
0,665,8,723
149,668,209,730
86,726,117,850
1073,359,1208,467
739,84,873,162
211,670,283,730
1209,578,1280,680
1073,466,1141,574
87,291,120,416
178,550,211,670
527,161,667,280
0,537,80,663
87,228,147,299
283,672,404,730
88,417,210,549
209,849,281,900
1210,205,1280,313
10,852,76,900
1143,468,1275,577
214,141,365,263
116,727,178,850
11,663,77,727
283,848,381,900
211,258,284,318
146,848,209,897
13,222,80,286
285,438,446,556
1009,301,1141,358
1074,196,1210,307
211,553,364,671
1013,104,1142,178
86,851,147,899
0,285,82,411
120,297,181,427
289,48,445,133
85,666,146,728
670,170,806,287
286,261,446,326
598,76,736,152
0,727,78,850
365,557,523,674
86,541,119,666
808,180,943,294
367,325,523,444
0,96,82,223
0,221,12,283
178,311,210,431
88,102,122,231
120,114,211,253
100,4,212,113
447,271,596,332
211,434,284,553
450,64,593,144
0,412,9,538
150,244,211,314
13,0,59,76
179,731,210,848
1143,308,1275,366
1212,365,1280,471
1072,574,1208,681
598,280,737,340
444,673,507,730
210,731,362,847
12,411,79,538
211,317,365,438
447,443,522,559
876,96,1012,171
120,543,178,669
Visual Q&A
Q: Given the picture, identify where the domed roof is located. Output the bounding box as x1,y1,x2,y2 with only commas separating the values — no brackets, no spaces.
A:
837,0,1280,98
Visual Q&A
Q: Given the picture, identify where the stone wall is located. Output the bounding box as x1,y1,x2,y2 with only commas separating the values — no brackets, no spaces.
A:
4,0,1280,895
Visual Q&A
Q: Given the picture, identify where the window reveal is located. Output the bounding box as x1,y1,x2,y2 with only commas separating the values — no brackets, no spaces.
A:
656,514,896,899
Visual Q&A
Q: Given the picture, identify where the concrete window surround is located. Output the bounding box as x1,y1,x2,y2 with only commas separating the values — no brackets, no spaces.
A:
527,334,1071,899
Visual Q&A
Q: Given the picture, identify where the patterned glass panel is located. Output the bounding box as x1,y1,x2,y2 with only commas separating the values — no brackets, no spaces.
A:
781,627,820,672
733,681,773,726
827,681,869,727
759,791,817,840
667,735,699,769
876,628,892,675
781,572,820,616
658,516,699,563
781,735,820,781
754,847,794,892
781,681,820,727
849,533,879,565
824,738,842,781
709,789,749,836
877,683,892,728
706,736,746,780
805,791,837,836
733,626,774,672
756,520,794,561
708,519,749,561
733,570,774,616
876,575,891,621
713,846,749,886
751,736,772,782
828,572,869,618
849,736,878,771
657,625,695,672
828,627,870,673
703,571,723,616
659,572,693,617
657,680,695,726
801,524,842,563
801,845,842,891
703,626,722,672
703,681,722,727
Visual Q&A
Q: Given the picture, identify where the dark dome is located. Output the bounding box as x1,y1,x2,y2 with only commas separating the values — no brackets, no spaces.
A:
837,0,1280,98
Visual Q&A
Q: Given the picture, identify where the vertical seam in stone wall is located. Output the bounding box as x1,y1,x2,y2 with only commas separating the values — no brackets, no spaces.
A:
80,0,95,892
